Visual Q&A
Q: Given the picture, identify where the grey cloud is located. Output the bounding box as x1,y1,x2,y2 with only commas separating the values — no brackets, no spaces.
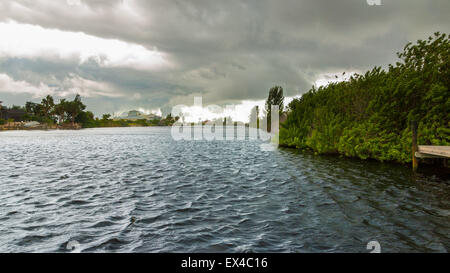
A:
0,0,449,115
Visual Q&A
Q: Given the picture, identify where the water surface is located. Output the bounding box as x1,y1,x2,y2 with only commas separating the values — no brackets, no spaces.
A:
0,127,448,252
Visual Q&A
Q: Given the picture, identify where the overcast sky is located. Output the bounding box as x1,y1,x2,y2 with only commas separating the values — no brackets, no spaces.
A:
0,0,449,120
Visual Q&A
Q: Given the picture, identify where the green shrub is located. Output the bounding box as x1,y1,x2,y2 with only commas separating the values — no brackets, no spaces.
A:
280,33,450,164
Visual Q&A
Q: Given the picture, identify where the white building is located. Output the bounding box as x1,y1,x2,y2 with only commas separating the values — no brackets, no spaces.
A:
114,110,161,121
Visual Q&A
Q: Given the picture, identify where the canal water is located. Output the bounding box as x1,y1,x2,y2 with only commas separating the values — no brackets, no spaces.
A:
0,127,448,252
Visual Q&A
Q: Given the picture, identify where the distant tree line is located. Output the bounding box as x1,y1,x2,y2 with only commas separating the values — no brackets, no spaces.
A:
0,94,179,128
22,94,86,125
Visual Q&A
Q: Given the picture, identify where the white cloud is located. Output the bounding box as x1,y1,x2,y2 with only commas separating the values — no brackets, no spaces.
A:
172,97,297,123
0,73,55,98
137,107,162,116
0,21,171,71
66,0,81,7
0,73,123,98
62,75,124,98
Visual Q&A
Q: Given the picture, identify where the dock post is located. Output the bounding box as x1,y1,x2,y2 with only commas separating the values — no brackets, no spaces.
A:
411,120,418,172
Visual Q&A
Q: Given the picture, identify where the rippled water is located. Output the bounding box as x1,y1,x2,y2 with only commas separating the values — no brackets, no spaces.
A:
0,127,449,253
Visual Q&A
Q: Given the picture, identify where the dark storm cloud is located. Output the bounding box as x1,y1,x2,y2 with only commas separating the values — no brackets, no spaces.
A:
0,0,449,115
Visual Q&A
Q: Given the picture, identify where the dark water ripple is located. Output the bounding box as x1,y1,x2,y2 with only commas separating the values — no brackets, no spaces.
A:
0,127,449,252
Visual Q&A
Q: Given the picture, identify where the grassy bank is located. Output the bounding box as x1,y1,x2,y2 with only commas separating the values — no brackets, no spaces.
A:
280,33,450,164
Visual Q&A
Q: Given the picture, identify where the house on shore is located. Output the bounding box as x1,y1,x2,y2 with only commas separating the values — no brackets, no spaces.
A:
0,103,27,122
114,110,161,121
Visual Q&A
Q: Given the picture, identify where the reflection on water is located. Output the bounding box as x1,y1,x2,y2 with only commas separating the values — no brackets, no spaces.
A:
0,127,448,252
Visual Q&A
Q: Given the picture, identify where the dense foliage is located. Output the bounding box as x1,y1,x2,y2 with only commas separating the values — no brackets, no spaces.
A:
280,33,450,163
23,94,86,125
77,113,174,128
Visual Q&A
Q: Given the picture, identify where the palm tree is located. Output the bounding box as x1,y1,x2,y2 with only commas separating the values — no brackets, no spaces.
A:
54,99,67,125
66,94,86,125
41,95,55,119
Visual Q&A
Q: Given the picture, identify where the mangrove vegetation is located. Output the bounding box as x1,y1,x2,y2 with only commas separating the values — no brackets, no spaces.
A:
279,32,450,164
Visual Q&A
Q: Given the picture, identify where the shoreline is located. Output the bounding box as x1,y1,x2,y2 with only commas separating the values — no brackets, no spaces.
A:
0,122,80,131
279,144,450,174
2,125,448,172
0,124,171,131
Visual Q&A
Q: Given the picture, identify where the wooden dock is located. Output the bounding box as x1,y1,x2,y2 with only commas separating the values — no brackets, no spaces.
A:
415,146,450,159
411,121,449,171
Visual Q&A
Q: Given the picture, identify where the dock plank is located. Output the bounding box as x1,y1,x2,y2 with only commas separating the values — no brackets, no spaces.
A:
418,146,450,158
